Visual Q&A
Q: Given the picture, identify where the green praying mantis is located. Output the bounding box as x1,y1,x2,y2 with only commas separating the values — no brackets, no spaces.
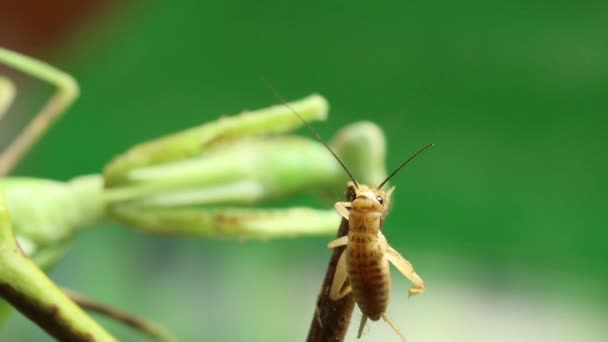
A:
0,47,392,340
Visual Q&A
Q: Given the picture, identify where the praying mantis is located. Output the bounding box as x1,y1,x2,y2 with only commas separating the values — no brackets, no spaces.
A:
0,47,399,341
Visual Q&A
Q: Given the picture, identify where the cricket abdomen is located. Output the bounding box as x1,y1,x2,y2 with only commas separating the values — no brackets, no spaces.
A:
346,210,391,321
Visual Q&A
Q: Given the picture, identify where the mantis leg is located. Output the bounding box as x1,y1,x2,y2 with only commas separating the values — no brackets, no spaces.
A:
0,76,16,121
0,48,79,176
327,235,348,248
334,201,351,220
329,250,351,301
386,246,425,296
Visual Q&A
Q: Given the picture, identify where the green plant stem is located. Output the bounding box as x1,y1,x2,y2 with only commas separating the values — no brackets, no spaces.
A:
0,192,116,341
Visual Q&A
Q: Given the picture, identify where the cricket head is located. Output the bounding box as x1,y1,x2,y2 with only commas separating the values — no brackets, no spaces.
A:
350,182,395,213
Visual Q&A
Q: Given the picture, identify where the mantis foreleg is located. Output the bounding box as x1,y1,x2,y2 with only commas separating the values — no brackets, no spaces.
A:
0,47,79,176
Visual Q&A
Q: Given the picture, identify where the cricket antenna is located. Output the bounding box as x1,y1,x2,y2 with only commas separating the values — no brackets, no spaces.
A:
261,77,359,189
377,143,434,189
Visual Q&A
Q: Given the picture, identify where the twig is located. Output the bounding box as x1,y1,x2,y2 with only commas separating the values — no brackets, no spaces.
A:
63,288,176,342
306,184,356,342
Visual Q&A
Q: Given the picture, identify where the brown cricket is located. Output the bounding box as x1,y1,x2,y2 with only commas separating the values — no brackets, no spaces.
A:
263,79,431,341
328,146,431,341
299,113,432,341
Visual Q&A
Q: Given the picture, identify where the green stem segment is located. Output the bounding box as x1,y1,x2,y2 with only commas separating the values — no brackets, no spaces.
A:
0,192,116,341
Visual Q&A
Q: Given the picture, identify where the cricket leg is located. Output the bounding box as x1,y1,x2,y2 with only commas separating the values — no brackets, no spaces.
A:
357,315,368,339
0,48,79,176
329,251,351,301
381,312,406,342
386,246,425,296
327,235,348,249
334,201,352,220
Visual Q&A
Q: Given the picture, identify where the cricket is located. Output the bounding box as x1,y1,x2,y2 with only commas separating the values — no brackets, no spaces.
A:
264,80,432,341
327,145,431,341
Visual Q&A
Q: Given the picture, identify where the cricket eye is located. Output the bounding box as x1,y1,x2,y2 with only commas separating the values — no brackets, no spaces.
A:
376,196,384,205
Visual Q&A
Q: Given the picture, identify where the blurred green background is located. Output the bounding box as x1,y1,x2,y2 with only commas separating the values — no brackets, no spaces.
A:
1,1,607,341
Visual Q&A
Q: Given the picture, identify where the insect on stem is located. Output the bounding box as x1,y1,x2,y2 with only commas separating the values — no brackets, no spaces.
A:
263,79,434,341
376,143,435,189
260,77,360,189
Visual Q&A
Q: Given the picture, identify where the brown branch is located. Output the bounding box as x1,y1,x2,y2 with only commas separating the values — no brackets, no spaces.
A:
0,282,98,342
306,184,356,342
63,288,176,342
0,250,116,341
